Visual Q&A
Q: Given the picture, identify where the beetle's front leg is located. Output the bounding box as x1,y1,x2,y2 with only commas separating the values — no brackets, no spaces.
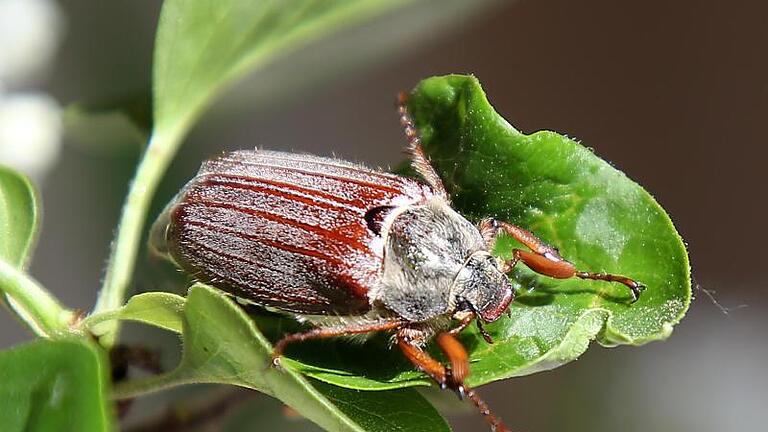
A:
451,310,494,344
397,328,510,432
479,218,645,301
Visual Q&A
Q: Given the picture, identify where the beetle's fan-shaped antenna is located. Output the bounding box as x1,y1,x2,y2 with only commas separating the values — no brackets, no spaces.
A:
397,92,449,200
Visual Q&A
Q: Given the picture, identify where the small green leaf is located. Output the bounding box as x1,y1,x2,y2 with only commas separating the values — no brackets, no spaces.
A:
0,165,38,268
0,339,114,432
113,285,449,432
0,167,71,336
0,164,37,319
85,292,185,334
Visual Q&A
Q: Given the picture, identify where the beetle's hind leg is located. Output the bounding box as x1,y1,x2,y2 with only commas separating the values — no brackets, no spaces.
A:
397,328,510,432
396,92,449,200
271,319,404,367
479,218,646,301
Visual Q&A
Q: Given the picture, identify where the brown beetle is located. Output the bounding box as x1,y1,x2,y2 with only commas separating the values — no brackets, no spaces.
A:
151,93,644,431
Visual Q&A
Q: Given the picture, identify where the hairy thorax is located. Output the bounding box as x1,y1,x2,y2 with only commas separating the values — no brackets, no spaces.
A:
369,198,487,323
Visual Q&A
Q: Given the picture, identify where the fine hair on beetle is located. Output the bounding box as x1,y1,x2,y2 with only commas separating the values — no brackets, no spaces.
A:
151,91,645,432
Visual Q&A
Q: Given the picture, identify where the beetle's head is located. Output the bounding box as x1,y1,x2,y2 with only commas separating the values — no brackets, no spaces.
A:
452,251,515,323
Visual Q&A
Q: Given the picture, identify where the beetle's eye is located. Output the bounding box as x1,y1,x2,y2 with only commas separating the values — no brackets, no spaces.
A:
364,206,395,236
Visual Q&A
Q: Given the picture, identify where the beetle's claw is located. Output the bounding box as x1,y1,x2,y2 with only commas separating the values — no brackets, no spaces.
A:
270,354,283,369
454,384,467,400
628,281,646,303
443,368,466,400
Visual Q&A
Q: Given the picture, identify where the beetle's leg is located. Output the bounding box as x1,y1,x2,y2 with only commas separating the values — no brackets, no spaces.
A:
271,319,404,366
479,218,646,301
450,310,493,344
397,329,510,432
449,311,476,335
397,329,450,384
397,91,449,200
475,320,494,344
436,332,470,386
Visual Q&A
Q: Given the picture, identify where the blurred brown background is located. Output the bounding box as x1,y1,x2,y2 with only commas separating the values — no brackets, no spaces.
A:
1,0,766,431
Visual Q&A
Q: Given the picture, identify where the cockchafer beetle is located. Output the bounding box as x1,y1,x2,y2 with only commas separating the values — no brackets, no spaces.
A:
150,92,645,432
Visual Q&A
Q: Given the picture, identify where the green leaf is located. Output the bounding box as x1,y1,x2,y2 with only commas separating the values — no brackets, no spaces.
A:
0,165,38,268
0,167,71,336
113,285,449,432
407,74,691,384
0,338,114,432
95,0,427,346
235,74,691,391
85,291,186,334
153,0,421,136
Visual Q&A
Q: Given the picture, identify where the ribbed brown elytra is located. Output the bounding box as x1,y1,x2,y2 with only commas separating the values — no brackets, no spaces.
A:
166,149,434,315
